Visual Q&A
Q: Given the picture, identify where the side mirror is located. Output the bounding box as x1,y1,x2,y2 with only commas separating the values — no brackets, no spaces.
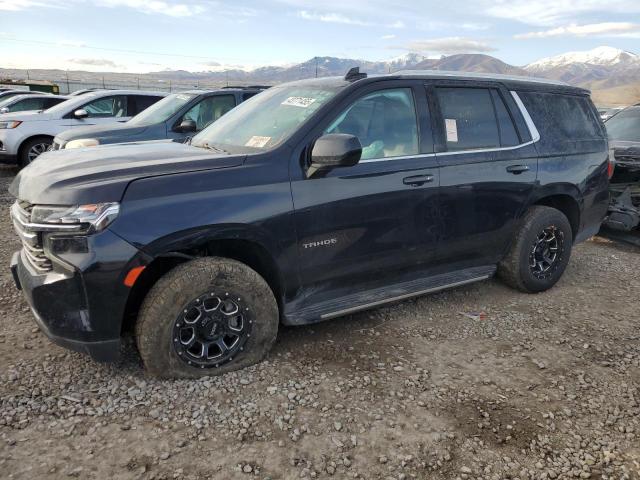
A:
74,109,88,119
308,133,361,177
176,119,197,133
0,107,8,114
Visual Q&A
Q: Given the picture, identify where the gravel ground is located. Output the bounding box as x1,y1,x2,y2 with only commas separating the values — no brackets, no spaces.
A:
0,165,639,479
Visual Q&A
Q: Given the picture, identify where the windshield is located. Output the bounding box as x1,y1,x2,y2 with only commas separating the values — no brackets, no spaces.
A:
606,106,640,142
192,85,341,153
128,93,196,125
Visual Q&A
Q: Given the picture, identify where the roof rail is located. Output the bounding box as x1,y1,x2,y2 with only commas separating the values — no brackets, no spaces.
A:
222,85,271,90
345,67,367,82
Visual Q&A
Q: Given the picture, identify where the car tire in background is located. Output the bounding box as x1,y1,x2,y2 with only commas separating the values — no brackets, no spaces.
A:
498,206,573,293
136,257,279,378
19,136,53,167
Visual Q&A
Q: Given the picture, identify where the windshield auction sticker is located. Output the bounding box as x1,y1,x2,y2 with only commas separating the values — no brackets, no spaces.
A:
281,96,316,108
445,118,458,142
245,136,271,148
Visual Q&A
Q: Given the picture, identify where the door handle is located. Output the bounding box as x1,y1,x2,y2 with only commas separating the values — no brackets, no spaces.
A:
403,174,434,186
506,165,530,175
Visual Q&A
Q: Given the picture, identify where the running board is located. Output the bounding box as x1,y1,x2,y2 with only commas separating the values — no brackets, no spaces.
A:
283,265,496,325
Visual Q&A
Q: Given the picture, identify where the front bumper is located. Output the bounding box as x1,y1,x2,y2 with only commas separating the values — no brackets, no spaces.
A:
9,228,144,362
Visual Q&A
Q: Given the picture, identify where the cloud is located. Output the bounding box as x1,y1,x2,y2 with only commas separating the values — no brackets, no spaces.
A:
0,0,48,10
482,0,640,26
297,10,369,25
515,22,640,39
399,37,495,55
68,57,120,68
297,10,404,29
96,0,206,17
381,34,396,40
200,61,221,67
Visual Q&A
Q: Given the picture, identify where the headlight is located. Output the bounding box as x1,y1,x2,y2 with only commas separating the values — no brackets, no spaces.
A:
65,138,100,149
31,203,120,232
0,120,22,129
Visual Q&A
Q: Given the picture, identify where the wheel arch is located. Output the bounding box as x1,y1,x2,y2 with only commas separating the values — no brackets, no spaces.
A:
121,228,286,336
18,134,54,165
530,189,581,240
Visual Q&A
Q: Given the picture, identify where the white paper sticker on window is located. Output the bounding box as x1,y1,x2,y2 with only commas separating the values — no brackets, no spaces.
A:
281,96,316,108
445,118,458,142
245,136,271,148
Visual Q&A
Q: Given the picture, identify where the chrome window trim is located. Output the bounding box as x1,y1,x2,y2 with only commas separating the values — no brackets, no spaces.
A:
360,153,435,163
510,90,540,142
356,90,541,163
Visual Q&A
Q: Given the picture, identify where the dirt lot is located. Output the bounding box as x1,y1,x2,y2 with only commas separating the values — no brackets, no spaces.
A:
0,166,639,480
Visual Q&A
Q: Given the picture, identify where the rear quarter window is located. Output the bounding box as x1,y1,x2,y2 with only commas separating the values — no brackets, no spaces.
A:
517,91,604,153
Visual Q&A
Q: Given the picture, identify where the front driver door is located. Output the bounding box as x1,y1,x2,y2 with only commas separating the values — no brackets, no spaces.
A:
290,82,440,307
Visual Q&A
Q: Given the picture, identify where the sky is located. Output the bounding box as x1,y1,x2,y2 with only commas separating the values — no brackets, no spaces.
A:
1,0,639,73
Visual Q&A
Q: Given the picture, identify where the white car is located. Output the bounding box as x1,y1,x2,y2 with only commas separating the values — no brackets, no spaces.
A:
0,90,166,166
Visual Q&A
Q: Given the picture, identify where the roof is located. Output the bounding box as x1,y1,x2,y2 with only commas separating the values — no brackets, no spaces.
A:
177,87,268,95
278,70,588,95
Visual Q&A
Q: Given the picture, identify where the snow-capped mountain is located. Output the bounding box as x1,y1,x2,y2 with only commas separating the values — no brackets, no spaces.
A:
524,46,640,88
526,46,639,71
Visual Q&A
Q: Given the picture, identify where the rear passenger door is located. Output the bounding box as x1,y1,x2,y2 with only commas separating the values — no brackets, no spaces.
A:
431,83,538,267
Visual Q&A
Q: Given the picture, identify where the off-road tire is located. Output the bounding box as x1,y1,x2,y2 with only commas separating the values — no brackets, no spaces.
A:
19,136,53,167
136,257,278,378
498,206,573,293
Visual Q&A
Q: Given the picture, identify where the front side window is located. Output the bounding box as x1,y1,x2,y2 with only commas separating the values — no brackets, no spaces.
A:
82,95,127,118
606,106,640,142
192,85,341,153
325,88,419,160
181,95,236,131
436,87,500,151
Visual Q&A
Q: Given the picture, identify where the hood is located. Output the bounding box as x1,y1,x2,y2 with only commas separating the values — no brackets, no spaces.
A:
55,122,150,144
0,110,53,122
9,141,244,205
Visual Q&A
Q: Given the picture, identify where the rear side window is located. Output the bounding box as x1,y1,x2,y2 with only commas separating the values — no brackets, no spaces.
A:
128,95,162,115
518,92,603,145
43,97,66,109
436,87,500,151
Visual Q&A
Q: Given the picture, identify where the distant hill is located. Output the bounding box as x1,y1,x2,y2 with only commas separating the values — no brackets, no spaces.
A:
415,54,527,75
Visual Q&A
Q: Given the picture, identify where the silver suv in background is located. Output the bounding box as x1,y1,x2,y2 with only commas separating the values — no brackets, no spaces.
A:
0,90,166,166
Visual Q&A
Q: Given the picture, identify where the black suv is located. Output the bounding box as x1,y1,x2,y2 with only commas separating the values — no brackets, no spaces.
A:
9,69,610,378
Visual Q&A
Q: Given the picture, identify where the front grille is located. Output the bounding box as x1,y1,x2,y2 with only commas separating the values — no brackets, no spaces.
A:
11,201,53,273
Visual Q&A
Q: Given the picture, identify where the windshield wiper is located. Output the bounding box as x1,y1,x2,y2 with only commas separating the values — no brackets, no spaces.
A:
202,142,229,154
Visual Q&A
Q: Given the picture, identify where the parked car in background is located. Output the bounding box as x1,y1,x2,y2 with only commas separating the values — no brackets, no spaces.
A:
602,103,640,232
599,106,625,121
0,94,69,114
68,88,110,97
0,90,166,166
8,69,610,377
0,90,43,102
53,87,267,150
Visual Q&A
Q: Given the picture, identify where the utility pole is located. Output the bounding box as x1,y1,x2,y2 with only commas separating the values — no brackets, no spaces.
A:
137,77,140,90
65,71,70,94
315,57,318,78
